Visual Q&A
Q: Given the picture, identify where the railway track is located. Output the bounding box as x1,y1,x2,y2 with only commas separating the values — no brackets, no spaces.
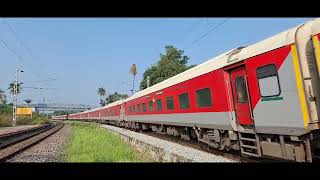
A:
0,123,64,162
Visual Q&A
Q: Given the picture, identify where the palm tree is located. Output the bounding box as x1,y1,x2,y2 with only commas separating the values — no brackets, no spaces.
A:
0,89,6,104
24,99,32,106
8,82,23,96
129,64,137,95
97,87,106,106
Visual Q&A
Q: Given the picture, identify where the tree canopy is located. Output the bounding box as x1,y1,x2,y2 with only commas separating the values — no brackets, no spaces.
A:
97,87,106,106
24,99,32,106
8,82,23,95
105,92,128,104
0,89,6,104
139,45,196,90
97,87,106,97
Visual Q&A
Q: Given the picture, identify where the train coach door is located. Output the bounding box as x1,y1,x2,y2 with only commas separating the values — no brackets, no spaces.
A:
120,103,125,120
230,66,254,126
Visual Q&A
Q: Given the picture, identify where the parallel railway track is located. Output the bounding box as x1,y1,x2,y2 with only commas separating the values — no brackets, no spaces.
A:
0,123,64,162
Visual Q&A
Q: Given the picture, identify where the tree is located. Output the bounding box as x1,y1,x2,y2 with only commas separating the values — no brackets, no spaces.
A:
8,82,23,95
129,64,137,95
0,89,6,104
140,45,196,90
24,99,32,106
105,92,129,104
97,87,106,106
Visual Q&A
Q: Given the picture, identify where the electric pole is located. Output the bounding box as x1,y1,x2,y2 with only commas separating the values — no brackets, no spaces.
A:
12,69,23,127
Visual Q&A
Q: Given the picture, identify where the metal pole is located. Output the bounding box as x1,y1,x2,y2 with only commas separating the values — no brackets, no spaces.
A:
12,69,18,127
132,75,135,95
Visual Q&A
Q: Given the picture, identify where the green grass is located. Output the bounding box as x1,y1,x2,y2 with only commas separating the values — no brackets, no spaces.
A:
0,113,50,127
0,103,51,127
0,114,12,127
63,121,153,162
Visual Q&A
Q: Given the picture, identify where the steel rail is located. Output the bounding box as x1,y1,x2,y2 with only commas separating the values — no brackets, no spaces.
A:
0,123,64,161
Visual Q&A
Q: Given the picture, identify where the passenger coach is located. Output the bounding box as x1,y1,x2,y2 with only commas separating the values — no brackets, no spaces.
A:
53,18,320,162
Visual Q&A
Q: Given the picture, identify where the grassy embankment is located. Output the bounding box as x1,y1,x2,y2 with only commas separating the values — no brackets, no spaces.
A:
63,121,153,162
0,104,50,127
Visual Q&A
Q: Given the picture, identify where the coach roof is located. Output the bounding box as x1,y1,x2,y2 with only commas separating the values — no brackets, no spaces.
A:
125,18,320,102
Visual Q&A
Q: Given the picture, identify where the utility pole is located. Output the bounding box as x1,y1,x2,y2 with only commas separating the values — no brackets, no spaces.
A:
12,69,23,127
42,97,45,115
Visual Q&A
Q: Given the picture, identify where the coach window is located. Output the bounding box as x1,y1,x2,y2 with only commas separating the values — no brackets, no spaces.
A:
142,103,147,112
235,77,247,103
166,96,174,110
156,99,163,111
196,88,212,107
132,105,136,112
137,104,141,112
129,106,132,113
179,93,190,109
256,64,281,97
149,101,154,112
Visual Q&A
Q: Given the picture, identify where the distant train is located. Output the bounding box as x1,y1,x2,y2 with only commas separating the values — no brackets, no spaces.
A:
53,18,320,162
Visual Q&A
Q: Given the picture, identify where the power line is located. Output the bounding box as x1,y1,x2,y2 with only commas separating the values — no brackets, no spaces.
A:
174,18,204,46
0,39,45,84
1,18,56,82
0,39,25,66
183,18,231,50
22,86,57,90
23,78,57,84
0,38,38,79
1,18,36,60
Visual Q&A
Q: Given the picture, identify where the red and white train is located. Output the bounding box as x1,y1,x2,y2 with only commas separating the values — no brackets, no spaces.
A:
53,18,320,162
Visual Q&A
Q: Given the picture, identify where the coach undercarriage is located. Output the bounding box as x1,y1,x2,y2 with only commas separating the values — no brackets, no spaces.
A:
110,120,319,162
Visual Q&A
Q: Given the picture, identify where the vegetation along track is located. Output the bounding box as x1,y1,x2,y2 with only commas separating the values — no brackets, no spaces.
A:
0,123,64,161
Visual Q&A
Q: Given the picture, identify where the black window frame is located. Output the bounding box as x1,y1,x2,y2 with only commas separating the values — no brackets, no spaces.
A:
256,64,281,98
156,99,163,112
137,104,141,112
166,96,175,110
148,101,154,112
235,76,248,103
142,103,147,112
179,92,190,109
196,88,213,108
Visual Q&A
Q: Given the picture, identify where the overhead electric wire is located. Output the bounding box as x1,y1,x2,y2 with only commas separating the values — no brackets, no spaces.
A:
23,78,57,84
183,18,231,50
0,39,25,66
126,19,231,94
1,18,56,82
22,86,57,90
1,18,36,60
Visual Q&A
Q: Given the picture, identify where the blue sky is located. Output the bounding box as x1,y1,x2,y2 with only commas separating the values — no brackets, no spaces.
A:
0,18,312,107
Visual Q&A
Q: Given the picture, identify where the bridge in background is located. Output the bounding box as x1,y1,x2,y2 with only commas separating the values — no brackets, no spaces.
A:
17,103,92,113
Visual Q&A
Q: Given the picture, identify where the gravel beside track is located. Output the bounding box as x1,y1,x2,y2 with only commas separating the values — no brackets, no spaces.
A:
6,124,71,162
101,124,237,162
